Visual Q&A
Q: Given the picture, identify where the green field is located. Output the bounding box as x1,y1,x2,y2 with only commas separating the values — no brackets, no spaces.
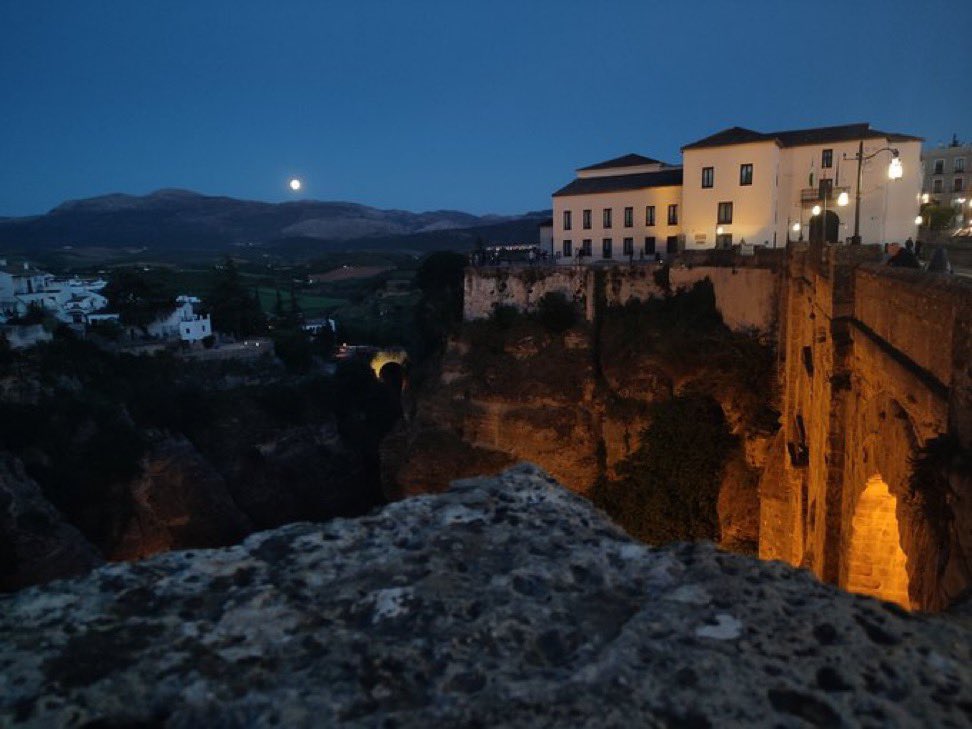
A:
256,287,346,317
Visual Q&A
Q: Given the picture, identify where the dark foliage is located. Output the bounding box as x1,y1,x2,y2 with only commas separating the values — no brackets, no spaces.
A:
414,251,466,360
206,258,266,337
489,304,520,330
103,269,175,328
591,394,735,544
535,292,577,333
0,329,400,553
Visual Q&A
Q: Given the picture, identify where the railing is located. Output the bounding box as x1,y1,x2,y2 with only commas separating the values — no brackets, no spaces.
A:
800,186,850,204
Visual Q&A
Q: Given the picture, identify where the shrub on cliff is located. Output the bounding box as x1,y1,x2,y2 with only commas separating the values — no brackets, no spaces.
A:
414,251,466,361
535,292,577,333
591,394,734,544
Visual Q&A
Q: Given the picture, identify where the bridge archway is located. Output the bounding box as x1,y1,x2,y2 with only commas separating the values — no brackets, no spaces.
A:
845,475,911,608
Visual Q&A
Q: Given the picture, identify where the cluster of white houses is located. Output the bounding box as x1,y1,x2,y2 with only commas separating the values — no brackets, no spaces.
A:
0,259,212,349
544,122,923,263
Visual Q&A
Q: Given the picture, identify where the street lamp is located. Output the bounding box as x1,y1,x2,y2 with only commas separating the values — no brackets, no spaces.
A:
837,191,850,207
843,142,902,244
811,204,822,216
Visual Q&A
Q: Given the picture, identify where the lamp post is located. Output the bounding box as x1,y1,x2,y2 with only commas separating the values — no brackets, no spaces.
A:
843,141,902,245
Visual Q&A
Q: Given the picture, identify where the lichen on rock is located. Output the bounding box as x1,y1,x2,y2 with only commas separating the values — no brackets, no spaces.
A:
1,464,970,727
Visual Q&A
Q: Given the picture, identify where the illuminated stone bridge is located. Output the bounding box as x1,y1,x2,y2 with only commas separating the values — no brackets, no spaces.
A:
761,242,972,611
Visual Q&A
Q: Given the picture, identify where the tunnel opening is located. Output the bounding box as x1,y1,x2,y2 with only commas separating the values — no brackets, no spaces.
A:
845,475,911,609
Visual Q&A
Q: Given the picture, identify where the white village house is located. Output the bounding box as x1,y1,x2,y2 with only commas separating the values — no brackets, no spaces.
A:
1,260,109,325
1,259,213,347
144,296,212,343
551,122,923,263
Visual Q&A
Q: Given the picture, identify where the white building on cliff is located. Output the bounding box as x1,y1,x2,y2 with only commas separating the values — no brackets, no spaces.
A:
551,122,923,263
145,296,212,342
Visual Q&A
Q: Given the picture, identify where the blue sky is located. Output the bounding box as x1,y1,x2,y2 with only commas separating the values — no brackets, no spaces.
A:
1,0,970,216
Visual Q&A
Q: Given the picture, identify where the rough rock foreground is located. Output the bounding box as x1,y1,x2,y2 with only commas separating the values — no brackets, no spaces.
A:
1,465,970,728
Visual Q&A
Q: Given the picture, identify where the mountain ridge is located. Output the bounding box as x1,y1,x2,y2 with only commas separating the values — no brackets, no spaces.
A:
0,189,550,253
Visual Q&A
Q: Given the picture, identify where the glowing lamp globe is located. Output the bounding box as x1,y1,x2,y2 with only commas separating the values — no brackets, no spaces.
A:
289,178,302,191
921,193,930,203
914,216,923,225
716,226,724,235
837,191,849,207
811,205,822,216
888,157,903,180
792,222,801,232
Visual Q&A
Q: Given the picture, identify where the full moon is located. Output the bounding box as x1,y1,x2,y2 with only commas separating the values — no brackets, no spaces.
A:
289,178,302,191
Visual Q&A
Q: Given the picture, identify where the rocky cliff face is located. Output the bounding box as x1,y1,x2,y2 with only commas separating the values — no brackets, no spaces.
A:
0,455,102,591
1,465,969,727
383,284,778,550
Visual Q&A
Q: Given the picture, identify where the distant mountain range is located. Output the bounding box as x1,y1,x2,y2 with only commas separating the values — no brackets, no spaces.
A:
0,189,551,253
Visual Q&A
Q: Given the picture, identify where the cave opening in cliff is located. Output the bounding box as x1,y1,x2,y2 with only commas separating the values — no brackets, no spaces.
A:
845,475,911,609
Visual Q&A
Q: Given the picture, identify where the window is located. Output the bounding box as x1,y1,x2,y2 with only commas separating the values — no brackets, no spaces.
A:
645,205,655,226
740,163,753,186
624,207,633,227
955,177,965,192
956,158,966,173
717,201,733,224
603,208,612,228
933,179,943,193
623,237,634,255
582,209,592,229
602,238,612,258
644,236,656,255
821,149,833,168
185,327,190,335
666,235,679,254
667,204,678,225
934,159,944,174
716,233,733,249
562,240,572,257
563,210,572,231
581,239,592,256
701,167,714,188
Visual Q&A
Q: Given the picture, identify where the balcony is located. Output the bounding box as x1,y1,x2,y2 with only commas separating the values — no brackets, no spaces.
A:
800,186,850,206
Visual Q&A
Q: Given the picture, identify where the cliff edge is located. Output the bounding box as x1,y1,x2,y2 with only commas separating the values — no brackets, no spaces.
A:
1,464,970,727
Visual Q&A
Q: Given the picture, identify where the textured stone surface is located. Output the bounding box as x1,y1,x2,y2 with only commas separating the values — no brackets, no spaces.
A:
1,464,970,727
0,454,102,591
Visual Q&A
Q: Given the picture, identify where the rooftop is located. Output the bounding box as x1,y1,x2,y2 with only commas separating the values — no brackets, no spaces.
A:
577,153,667,171
682,122,922,151
553,168,683,197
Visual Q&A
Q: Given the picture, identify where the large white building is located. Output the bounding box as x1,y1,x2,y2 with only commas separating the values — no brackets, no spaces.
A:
551,123,923,263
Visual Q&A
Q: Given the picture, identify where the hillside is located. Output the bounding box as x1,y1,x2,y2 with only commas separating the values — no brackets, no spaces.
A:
0,189,549,253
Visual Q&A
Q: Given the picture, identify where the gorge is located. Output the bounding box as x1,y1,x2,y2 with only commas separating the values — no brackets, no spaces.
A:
384,243,972,611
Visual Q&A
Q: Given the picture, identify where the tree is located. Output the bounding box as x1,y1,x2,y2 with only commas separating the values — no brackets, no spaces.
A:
414,251,466,359
920,203,959,232
207,258,266,338
103,269,174,328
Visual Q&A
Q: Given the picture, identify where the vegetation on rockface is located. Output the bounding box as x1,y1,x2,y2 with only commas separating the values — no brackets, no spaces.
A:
535,292,577,333
0,331,399,557
591,394,736,543
461,299,590,402
413,251,466,361
600,280,779,434
909,435,972,566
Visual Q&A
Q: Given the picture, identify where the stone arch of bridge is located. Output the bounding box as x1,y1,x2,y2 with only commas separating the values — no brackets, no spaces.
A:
842,392,921,608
